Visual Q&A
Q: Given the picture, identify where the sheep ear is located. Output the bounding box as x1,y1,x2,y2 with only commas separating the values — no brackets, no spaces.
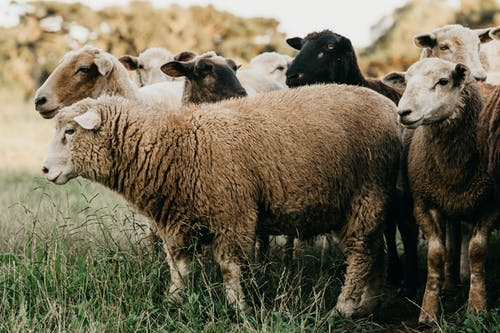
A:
119,55,139,71
489,26,500,41
94,54,113,76
74,110,101,130
414,33,436,48
286,37,303,50
226,58,238,72
452,63,470,87
419,48,433,60
161,61,192,77
174,51,197,62
475,27,493,43
382,72,406,89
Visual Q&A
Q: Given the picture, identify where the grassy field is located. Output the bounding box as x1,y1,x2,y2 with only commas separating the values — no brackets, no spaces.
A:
0,93,499,332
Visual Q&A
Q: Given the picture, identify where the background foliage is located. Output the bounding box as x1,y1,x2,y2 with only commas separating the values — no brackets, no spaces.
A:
0,0,499,99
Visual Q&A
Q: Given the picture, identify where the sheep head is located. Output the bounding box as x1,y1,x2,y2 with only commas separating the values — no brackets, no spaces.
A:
414,24,496,81
34,46,117,119
383,58,471,129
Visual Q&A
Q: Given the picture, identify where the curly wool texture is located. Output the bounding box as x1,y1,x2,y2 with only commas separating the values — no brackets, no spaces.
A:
477,85,500,190
408,82,495,215
57,83,401,315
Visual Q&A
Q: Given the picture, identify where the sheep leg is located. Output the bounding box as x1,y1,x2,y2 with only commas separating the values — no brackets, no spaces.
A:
467,213,496,313
417,206,444,325
358,232,386,314
397,201,419,297
384,216,402,286
460,222,473,283
254,234,270,262
283,235,296,267
163,243,192,302
335,188,386,317
443,220,461,290
212,233,254,311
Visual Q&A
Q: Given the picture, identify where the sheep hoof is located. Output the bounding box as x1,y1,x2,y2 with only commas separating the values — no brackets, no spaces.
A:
333,299,357,318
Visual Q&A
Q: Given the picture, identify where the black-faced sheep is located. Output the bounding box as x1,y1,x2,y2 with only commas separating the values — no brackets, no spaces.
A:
383,58,498,324
34,46,183,119
42,84,401,317
285,29,417,294
161,51,247,104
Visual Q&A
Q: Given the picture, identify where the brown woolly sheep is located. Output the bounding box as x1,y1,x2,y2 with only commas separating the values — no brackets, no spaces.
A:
384,58,498,324
34,46,183,119
414,24,500,286
285,29,417,295
477,85,500,191
42,84,401,317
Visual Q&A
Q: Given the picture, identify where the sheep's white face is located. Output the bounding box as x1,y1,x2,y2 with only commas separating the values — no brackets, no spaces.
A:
480,27,500,73
250,52,293,87
414,24,494,81
120,48,178,87
382,58,470,129
43,122,77,185
42,107,101,185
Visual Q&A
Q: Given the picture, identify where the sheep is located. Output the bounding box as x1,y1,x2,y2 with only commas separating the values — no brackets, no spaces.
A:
42,83,402,317
383,58,498,324
414,24,500,286
285,29,417,295
34,45,184,119
477,85,500,190
248,52,293,88
161,51,247,104
119,47,180,86
480,27,500,85
285,30,401,103
413,24,498,82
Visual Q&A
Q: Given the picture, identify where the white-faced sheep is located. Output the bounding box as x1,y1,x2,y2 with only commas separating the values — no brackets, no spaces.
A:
414,24,497,81
414,24,500,286
42,84,401,317
248,52,293,88
34,45,184,119
119,47,179,86
383,58,498,324
480,27,500,85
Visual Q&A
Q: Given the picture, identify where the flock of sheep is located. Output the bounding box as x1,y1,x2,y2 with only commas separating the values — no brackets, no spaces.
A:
32,23,499,325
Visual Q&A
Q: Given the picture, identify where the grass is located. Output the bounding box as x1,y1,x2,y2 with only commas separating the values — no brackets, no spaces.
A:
0,92,499,332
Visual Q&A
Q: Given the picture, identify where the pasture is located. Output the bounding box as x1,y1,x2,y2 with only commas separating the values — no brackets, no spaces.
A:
0,93,499,332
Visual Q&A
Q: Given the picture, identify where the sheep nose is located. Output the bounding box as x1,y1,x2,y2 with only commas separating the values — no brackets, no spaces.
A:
237,89,247,97
42,166,49,174
398,109,412,117
474,75,486,82
35,96,47,108
286,72,303,87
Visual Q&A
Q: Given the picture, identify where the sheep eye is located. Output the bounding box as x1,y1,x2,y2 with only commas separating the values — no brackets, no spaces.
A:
77,67,91,74
439,45,449,51
326,43,335,50
65,128,75,135
437,78,449,86
138,64,144,69
276,65,285,71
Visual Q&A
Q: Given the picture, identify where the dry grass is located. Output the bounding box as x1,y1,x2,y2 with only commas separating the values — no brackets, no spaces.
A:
0,90,53,173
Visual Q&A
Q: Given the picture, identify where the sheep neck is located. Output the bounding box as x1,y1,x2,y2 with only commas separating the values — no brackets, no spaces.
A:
420,82,483,176
77,108,193,222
